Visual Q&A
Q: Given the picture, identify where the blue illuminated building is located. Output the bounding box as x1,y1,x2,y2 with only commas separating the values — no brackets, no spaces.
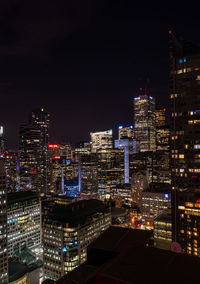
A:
115,139,130,184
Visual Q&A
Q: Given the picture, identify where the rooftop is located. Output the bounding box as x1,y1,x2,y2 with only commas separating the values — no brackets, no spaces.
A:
8,261,28,282
7,191,39,205
46,199,109,227
46,227,200,284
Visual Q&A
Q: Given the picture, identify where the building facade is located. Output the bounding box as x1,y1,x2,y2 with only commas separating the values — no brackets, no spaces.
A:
90,130,113,153
134,93,156,152
31,108,50,194
170,32,200,255
97,149,124,197
7,191,41,258
0,160,8,283
118,125,134,139
19,124,42,192
43,199,111,281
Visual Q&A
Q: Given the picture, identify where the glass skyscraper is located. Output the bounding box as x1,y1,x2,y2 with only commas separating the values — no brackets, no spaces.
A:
170,31,200,256
134,93,156,152
0,160,8,283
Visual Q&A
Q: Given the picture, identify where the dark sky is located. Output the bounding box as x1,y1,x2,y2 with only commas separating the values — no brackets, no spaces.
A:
0,1,199,148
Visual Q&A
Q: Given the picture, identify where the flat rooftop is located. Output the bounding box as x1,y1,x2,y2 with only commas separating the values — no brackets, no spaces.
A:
48,227,200,284
7,191,39,205
46,199,109,227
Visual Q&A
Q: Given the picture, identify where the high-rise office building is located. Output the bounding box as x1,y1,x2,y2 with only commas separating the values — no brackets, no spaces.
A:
155,108,166,127
0,160,8,283
5,151,20,193
118,125,134,139
170,31,200,255
43,199,111,281
90,130,113,153
31,108,50,194
19,124,42,192
80,154,98,192
155,108,170,151
97,149,124,196
134,93,156,152
7,191,41,257
0,126,4,156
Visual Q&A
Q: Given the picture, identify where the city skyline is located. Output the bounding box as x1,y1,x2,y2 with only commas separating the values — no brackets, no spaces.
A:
0,1,199,147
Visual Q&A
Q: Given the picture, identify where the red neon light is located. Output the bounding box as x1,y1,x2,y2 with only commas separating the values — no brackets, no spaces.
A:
196,199,200,203
164,108,166,111
54,156,60,159
49,144,59,149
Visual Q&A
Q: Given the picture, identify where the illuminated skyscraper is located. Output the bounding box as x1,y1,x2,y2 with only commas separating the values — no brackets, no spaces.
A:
0,160,8,283
0,126,4,156
7,191,41,257
170,31,200,255
134,93,156,152
43,199,111,281
97,149,124,196
5,151,20,193
19,124,42,191
31,108,50,194
90,129,113,153
155,108,166,127
118,125,134,139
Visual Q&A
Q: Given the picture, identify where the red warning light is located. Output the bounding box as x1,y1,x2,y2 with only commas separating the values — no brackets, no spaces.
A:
169,30,172,34
54,156,60,159
49,144,59,149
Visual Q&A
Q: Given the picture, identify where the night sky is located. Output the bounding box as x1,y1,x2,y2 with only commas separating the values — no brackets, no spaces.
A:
0,1,199,148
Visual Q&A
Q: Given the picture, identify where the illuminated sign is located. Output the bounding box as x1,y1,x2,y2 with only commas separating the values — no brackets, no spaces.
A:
49,144,59,148
54,156,60,159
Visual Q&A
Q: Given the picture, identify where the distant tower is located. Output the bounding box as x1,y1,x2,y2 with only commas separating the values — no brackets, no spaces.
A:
155,108,170,151
19,124,42,192
134,91,156,152
118,125,134,140
0,159,8,283
31,108,50,194
90,129,113,153
0,126,4,156
155,108,166,127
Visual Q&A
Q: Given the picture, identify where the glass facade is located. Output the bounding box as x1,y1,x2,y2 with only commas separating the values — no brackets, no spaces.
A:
0,160,8,283
43,200,111,281
134,95,156,152
90,130,113,153
7,191,41,258
170,32,200,255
